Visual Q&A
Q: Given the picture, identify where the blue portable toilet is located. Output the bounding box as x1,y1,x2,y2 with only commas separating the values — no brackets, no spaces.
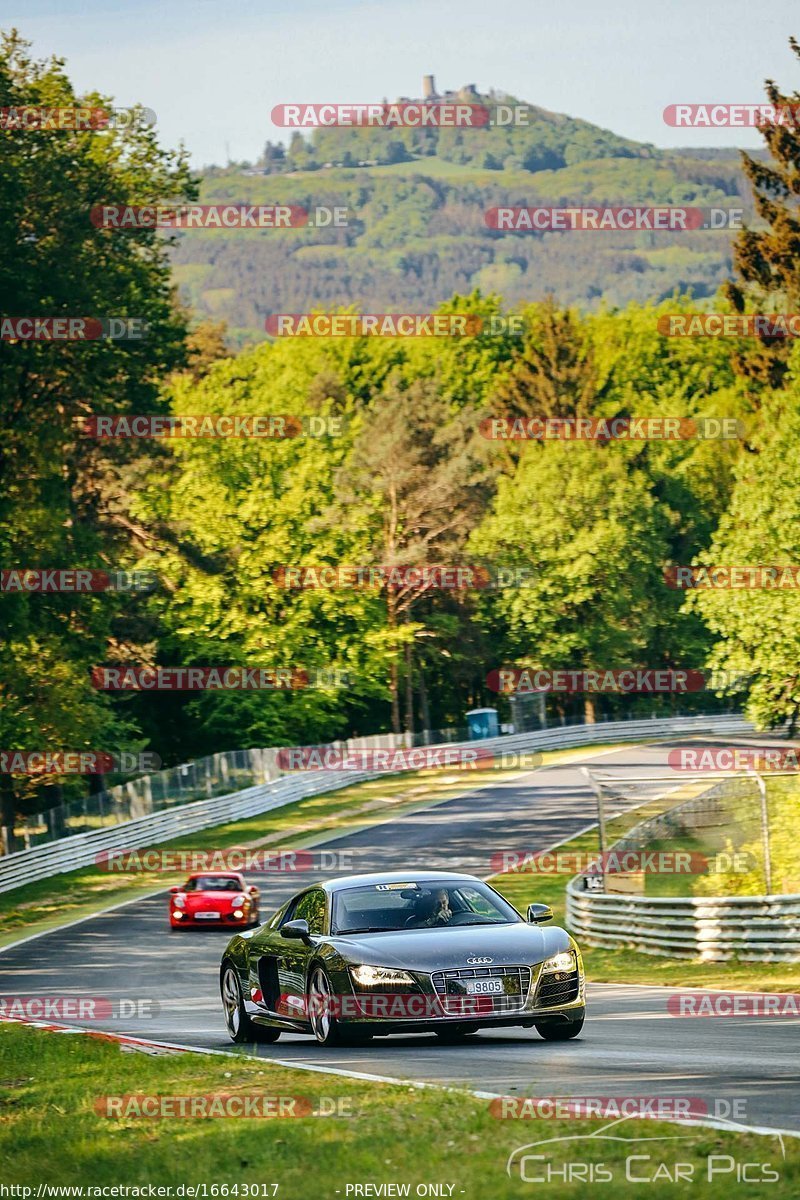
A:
466,707,499,739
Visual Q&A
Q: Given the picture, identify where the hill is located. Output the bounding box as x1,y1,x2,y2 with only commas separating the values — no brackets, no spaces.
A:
170,81,754,345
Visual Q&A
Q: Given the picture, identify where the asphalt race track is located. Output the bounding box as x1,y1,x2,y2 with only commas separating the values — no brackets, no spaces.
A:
2,738,799,1134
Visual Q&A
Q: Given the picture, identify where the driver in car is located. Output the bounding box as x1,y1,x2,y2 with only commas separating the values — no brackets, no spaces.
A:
420,888,452,926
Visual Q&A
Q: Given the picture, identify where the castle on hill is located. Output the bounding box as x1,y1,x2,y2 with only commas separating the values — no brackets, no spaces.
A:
396,76,481,105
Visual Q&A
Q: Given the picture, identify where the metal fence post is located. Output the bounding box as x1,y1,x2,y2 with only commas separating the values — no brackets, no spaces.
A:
753,771,773,896
581,766,607,867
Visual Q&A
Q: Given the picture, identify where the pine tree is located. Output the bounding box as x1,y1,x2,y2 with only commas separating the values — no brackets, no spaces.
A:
724,36,800,386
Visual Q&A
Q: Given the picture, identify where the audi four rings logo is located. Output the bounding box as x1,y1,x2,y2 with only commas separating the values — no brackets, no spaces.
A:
466,956,493,964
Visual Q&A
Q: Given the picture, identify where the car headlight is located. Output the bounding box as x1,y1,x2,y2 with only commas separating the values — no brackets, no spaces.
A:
541,950,576,973
349,965,415,988
232,894,246,906
173,895,186,908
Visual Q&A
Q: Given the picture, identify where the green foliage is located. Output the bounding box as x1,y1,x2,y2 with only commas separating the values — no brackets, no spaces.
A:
689,362,800,730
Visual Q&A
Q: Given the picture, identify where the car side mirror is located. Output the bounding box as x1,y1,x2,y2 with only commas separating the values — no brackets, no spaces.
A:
248,886,259,896
527,903,554,924
169,887,181,895
280,918,311,941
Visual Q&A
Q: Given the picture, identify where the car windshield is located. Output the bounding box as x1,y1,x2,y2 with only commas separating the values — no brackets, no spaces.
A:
331,880,521,935
186,876,241,892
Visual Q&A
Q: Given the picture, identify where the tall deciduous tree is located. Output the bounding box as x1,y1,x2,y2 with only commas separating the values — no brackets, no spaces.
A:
0,32,194,818
689,369,800,731
471,441,669,723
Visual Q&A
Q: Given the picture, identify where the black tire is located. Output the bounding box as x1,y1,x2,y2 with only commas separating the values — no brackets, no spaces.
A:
435,1026,480,1043
308,965,343,1046
535,1017,584,1041
221,963,281,1044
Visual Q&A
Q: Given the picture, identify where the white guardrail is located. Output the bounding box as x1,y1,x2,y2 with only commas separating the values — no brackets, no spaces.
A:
0,713,755,896
566,748,800,963
566,885,800,963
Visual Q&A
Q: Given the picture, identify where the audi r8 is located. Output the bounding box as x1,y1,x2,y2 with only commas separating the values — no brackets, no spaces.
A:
170,871,259,929
219,870,585,1045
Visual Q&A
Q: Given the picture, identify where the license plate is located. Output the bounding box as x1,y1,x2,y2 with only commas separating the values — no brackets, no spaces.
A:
465,979,504,995
195,912,220,920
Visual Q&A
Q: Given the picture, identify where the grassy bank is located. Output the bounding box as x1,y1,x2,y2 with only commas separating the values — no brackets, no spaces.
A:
1,1023,796,1196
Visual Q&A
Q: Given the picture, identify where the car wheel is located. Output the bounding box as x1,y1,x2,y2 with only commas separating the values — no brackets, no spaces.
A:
434,1026,479,1043
220,963,281,1044
308,966,342,1046
535,1017,584,1041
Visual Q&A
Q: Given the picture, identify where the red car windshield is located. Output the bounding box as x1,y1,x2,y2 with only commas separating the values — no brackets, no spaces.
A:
185,876,242,892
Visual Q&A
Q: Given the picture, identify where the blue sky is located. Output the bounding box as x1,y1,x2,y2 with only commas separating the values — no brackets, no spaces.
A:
5,0,799,166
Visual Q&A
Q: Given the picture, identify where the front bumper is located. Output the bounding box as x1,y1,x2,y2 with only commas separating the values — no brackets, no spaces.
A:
171,909,252,927
337,962,585,1029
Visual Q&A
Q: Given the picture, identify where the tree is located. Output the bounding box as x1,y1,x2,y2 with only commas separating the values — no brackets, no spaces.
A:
490,297,598,455
333,375,494,732
723,36,800,387
470,441,670,723
689,369,800,731
0,31,194,816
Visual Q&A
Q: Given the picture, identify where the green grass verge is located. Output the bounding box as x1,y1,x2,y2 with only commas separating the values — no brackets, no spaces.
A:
1,1023,797,1195
0,744,636,945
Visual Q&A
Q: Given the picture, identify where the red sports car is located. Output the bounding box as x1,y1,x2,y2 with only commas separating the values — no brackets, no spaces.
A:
169,871,260,930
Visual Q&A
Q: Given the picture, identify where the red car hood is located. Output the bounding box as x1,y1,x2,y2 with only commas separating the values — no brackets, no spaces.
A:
181,891,242,911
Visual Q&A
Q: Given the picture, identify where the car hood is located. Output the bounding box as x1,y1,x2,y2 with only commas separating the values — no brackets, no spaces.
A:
328,922,571,971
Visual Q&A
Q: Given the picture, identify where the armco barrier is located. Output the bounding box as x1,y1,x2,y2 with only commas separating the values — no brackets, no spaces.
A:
0,713,755,895
566,765,800,962
566,883,800,962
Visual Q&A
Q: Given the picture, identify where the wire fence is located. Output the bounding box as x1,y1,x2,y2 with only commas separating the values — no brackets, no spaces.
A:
1,708,748,857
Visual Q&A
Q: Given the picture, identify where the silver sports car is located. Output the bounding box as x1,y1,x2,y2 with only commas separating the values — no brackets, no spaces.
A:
220,870,585,1046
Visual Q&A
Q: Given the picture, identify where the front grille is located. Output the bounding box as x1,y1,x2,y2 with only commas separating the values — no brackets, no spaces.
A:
534,968,580,1008
430,965,531,1016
